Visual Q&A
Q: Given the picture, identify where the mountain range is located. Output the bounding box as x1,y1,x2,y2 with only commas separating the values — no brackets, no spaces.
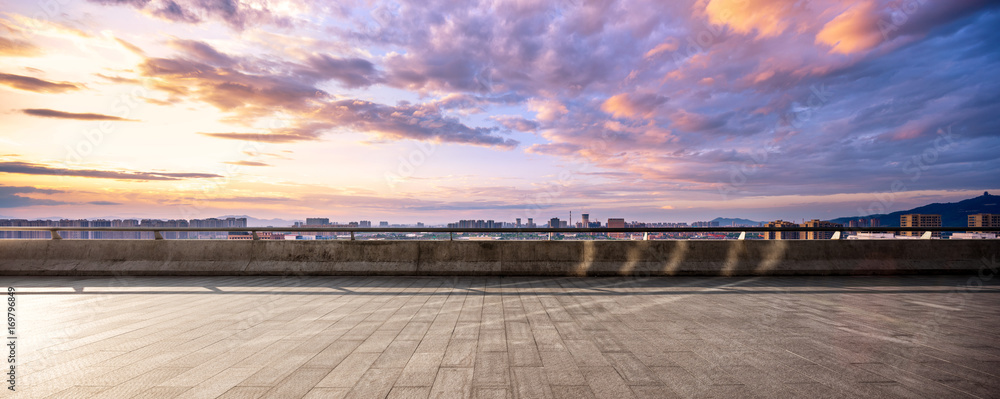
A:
829,192,998,227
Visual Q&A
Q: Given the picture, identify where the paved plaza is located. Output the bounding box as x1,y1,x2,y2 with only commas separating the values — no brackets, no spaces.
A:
6,275,1000,398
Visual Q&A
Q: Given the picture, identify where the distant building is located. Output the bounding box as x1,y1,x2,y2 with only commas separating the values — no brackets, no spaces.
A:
847,218,880,228
581,214,590,228
111,219,141,239
763,220,798,240
0,219,53,239
692,221,720,227
549,218,560,229
799,219,843,240
900,214,941,238
306,218,330,226
379,221,389,227
606,218,626,238
527,218,535,228
190,217,246,239
140,219,189,240
359,220,372,227
57,219,91,240
968,214,1000,233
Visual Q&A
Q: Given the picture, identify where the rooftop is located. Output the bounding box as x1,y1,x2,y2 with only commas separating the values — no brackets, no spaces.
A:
10,275,1000,398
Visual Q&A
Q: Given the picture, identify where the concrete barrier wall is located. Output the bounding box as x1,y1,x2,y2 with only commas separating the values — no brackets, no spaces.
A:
0,239,997,276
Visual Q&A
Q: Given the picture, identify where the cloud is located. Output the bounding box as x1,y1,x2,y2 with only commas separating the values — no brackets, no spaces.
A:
0,36,40,57
0,161,222,181
223,160,271,167
199,132,318,143
138,56,327,116
0,185,67,208
21,109,139,121
601,92,669,119
0,73,81,93
303,54,381,88
242,150,291,160
318,100,519,149
168,38,234,66
114,37,146,55
815,1,883,54
702,0,803,38
87,0,291,30
87,201,122,205
33,0,997,206
645,39,680,58
492,116,540,132
95,73,142,84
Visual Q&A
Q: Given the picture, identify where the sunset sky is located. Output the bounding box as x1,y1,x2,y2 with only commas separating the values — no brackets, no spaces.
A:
1,0,998,224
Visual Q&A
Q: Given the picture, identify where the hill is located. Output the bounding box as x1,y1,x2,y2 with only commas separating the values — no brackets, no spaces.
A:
710,217,764,226
831,192,999,227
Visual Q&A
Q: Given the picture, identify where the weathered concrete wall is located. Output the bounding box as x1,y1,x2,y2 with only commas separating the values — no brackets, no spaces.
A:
0,239,997,276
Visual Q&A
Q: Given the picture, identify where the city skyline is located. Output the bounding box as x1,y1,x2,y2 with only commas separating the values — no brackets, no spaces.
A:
1,1,999,222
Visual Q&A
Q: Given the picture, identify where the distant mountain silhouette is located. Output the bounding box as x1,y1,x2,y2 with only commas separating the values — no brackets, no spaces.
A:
710,217,764,226
831,192,999,227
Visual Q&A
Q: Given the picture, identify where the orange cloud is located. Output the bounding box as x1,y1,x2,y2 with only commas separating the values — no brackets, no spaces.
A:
528,98,569,122
703,0,800,38
816,1,883,54
644,39,679,58
601,92,668,119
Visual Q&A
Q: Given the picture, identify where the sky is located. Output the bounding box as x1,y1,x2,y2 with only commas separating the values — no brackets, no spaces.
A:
0,0,998,225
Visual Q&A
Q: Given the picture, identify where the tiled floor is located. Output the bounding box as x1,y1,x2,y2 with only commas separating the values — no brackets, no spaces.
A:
6,275,1000,398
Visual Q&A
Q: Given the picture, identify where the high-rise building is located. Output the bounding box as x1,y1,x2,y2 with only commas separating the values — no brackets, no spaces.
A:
0,219,52,239
190,217,246,239
112,219,141,239
306,218,330,226
799,219,843,240
516,218,521,228
89,219,112,239
359,220,372,227
379,221,389,227
581,214,590,227
763,220,798,240
900,214,941,237
59,219,91,240
606,218,626,238
968,214,1000,233
140,219,189,239
549,218,560,228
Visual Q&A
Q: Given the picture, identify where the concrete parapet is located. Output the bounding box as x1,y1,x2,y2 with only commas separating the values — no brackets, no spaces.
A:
0,239,997,276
